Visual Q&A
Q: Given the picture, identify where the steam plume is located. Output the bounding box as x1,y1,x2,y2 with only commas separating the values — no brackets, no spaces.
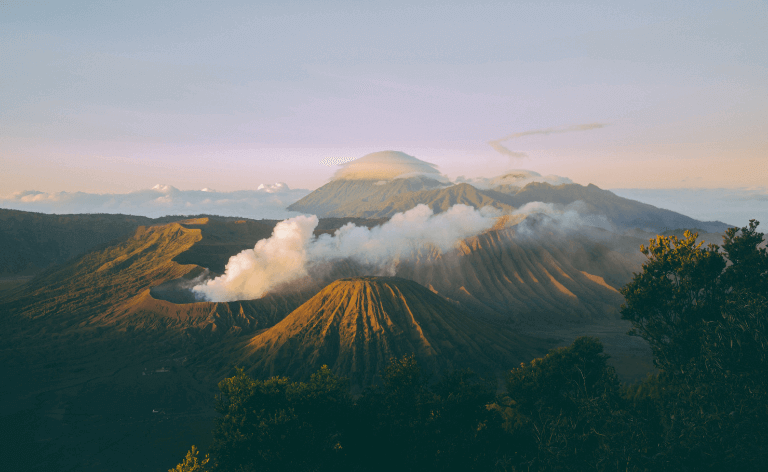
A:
489,123,607,160
192,204,501,302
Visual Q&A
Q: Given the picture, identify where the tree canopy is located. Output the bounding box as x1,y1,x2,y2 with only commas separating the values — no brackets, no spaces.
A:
621,220,768,470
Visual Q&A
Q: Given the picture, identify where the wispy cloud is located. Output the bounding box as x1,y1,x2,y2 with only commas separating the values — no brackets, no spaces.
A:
320,156,358,167
489,123,607,159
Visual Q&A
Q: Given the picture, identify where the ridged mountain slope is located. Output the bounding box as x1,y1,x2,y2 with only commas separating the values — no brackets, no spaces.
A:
241,277,549,388
396,227,644,322
502,182,729,233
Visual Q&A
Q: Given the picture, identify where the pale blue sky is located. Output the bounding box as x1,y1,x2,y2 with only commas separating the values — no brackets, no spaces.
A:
1,0,766,193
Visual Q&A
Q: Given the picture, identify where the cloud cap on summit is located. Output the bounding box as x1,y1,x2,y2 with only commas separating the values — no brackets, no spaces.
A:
332,151,448,182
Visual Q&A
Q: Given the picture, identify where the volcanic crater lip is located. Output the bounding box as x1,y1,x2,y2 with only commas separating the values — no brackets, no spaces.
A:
335,275,405,283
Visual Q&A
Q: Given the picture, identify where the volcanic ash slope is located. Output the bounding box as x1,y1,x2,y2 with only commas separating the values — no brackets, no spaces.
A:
242,276,550,388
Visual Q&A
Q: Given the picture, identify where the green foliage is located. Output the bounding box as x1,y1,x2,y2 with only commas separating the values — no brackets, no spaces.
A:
506,337,619,414
502,337,645,471
621,220,768,470
429,369,502,470
169,446,210,472
350,356,502,471
721,220,768,294
621,230,725,370
349,355,434,470
185,357,508,472
208,366,350,472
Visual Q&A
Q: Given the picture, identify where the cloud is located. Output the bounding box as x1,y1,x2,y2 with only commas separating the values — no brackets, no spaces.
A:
456,170,573,189
193,204,502,301
320,156,358,167
0,184,310,219
511,201,614,236
489,123,607,159
331,150,449,182
488,144,529,159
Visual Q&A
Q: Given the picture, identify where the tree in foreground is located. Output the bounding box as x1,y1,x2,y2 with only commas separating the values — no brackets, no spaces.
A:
500,336,646,471
169,446,209,472
172,357,504,472
349,355,501,471
207,365,351,472
621,220,768,470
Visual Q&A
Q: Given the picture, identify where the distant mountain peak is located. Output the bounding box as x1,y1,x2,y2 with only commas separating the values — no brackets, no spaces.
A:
151,184,178,193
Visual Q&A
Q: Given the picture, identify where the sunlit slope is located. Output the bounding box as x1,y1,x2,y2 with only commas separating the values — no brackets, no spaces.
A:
241,277,549,387
0,209,161,276
397,227,644,322
1,220,306,339
3,222,202,322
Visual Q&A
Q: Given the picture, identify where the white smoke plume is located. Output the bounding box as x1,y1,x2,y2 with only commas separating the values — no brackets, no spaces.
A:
193,204,502,302
512,201,614,236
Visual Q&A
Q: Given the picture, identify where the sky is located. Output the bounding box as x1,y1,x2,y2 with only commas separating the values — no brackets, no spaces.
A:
1,1,766,204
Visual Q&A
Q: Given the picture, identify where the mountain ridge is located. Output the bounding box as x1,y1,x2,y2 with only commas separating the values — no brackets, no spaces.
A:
289,178,730,233
287,176,447,217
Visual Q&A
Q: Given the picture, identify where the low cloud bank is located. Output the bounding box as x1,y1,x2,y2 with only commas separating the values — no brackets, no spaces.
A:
0,183,310,219
610,188,768,229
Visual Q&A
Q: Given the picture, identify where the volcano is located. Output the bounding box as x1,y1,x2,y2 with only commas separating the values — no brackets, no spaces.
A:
287,151,730,232
241,276,550,388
